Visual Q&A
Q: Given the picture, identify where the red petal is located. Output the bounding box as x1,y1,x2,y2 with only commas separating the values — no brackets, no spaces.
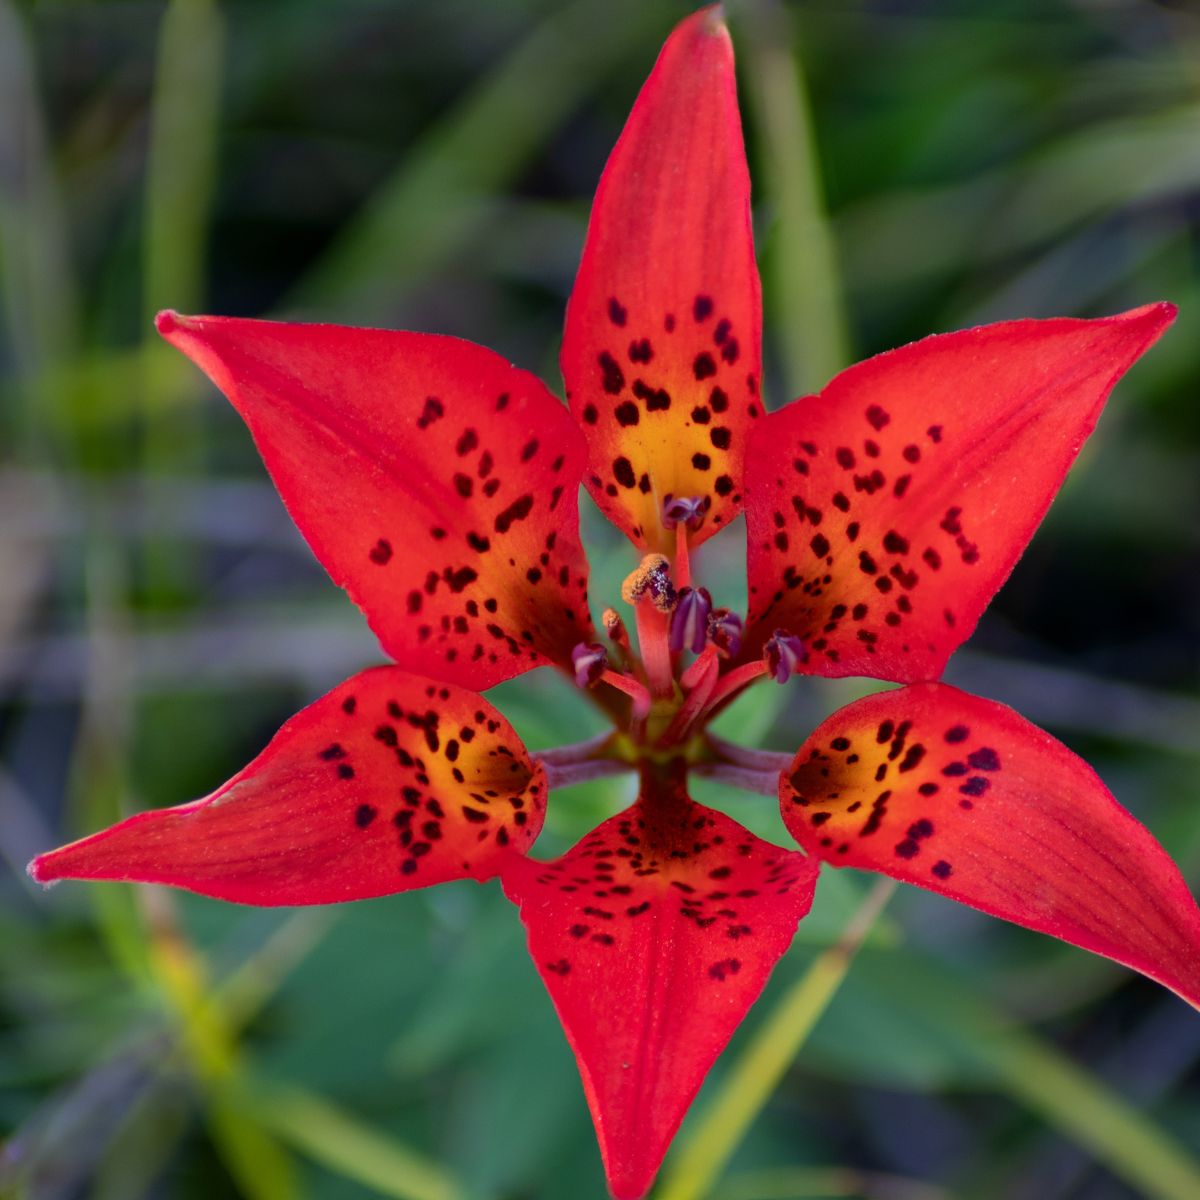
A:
30,669,546,905
561,7,762,552
502,768,819,1199
743,304,1175,680
158,313,594,690
780,683,1200,1006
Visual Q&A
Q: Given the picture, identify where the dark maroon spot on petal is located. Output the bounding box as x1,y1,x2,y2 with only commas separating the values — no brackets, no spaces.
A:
608,297,627,326
883,530,910,554
354,804,377,828
709,387,729,413
866,405,890,431
629,338,653,364
959,776,990,797
903,444,921,463
521,438,539,462
945,725,969,743
836,447,856,469
615,401,640,426
967,747,1000,771
417,396,444,429
715,475,734,496
931,860,953,879
692,453,711,470
453,473,473,498
693,352,717,381
613,457,636,488
710,427,732,450
708,958,741,981
693,294,714,321
599,351,625,394
369,539,392,565
495,494,534,533
583,404,598,424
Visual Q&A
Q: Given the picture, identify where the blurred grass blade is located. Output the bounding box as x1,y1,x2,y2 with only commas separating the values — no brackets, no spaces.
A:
885,953,1200,1200
734,0,850,397
841,104,1200,295
714,1166,948,1200
0,0,79,454
148,901,300,1200
143,0,224,323
288,0,668,316
658,879,897,1200
252,1082,467,1200
141,0,224,598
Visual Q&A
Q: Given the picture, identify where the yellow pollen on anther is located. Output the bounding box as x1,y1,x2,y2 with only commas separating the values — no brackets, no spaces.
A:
621,553,673,612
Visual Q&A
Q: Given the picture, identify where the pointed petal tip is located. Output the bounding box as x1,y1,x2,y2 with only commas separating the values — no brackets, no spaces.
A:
154,309,182,337
26,854,54,886
698,3,728,35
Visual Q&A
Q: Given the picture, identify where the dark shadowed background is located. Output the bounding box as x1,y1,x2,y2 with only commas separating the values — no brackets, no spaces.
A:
2,1,1198,1198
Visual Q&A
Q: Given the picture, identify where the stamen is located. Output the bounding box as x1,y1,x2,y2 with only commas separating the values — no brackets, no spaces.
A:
661,645,720,746
602,606,635,672
669,587,712,654
571,641,608,688
661,494,709,531
707,608,744,658
763,630,808,684
621,553,677,614
599,669,652,720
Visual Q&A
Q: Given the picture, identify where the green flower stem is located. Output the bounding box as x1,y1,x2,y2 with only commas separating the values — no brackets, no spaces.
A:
658,877,898,1200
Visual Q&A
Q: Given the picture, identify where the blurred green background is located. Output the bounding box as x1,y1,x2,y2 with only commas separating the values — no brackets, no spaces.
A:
2,1,1199,1197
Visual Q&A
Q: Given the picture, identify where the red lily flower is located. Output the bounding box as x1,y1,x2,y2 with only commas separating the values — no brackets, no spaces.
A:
29,8,1200,1199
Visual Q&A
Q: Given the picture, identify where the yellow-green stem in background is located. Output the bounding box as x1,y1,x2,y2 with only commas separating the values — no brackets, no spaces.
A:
658,878,898,1200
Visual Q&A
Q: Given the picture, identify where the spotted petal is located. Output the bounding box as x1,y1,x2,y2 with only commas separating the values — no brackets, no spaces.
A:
561,6,762,552
743,304,1175,680
158,313,593,690
502,768,818,1200
30,669,545,904
780,683,1200,1007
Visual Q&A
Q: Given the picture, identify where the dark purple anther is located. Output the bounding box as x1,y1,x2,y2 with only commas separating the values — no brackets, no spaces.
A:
662,494,709,531
763,630,807,684
707,608,744,658
571,642,608,688
669,587,712,654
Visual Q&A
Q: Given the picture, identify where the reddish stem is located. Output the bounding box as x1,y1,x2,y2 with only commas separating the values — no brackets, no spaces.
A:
674,522,692,590
634,599,674,698
600,668,652,719
703,658,768,717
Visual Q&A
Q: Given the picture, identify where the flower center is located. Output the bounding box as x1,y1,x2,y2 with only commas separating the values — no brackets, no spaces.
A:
570,498,805,757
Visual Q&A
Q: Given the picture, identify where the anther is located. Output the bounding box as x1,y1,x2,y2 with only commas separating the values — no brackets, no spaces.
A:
621,553,677,613
571,642,608,688
708,608,744,658
602,606,633,663
763,630,808,684
669,587,712,654
662,494,709,531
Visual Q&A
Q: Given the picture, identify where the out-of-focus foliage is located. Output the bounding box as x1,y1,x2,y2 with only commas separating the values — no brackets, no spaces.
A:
2,1,1198,1198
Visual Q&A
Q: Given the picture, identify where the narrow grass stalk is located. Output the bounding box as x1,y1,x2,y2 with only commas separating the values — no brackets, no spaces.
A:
734,0,850,397
658,878,898,1200
252,1083,467,1200
141,0,224,599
